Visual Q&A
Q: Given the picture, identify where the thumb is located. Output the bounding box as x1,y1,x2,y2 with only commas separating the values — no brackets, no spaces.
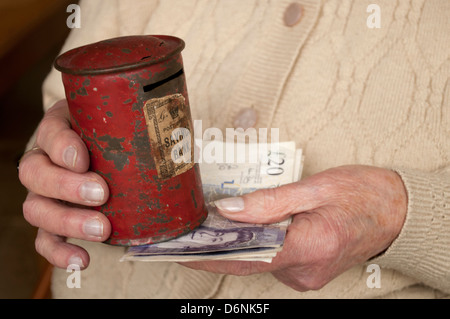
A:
213,181,323,224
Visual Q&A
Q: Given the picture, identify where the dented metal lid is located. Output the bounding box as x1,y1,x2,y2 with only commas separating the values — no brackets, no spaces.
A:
54,35,185,75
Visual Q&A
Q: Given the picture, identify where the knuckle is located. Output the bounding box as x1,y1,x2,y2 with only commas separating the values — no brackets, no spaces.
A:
36,110,71,153
35,235,56,267
36,116,53,145
18,156,34,187
22,195,39,224
23,194,74,238
259,187,293,220
260,187,279,211
35,230,63,268
34,231,46,256
273,269,328,292
300,276,328,291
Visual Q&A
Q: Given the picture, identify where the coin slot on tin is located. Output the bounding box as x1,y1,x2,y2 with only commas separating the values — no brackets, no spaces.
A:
142,68,184,93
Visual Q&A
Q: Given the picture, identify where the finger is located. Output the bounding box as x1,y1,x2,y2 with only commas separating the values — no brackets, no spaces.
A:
35,228,90,269
212,179,326,224
18,152,108,206
23,192,111,242
35,99,89,173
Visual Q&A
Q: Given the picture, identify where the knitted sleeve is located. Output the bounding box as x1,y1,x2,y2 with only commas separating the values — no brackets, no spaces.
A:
371,166,450,294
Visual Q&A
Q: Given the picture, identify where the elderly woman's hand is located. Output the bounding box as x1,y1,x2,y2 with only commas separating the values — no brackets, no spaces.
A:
181,165,407,291
18,100,111,269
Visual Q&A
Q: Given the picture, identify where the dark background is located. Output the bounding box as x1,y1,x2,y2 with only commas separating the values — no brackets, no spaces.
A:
0,0,76,298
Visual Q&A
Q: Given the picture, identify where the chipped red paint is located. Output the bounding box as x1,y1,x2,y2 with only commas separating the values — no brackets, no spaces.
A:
54,35,207,246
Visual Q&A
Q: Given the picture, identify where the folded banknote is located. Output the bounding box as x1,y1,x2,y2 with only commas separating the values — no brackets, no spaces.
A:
121,141,303,263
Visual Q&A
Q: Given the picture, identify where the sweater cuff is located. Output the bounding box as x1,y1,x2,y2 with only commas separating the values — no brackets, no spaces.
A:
370,167,450,293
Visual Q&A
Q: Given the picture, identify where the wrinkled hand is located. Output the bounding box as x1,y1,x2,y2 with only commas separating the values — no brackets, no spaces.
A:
182,165,407,291
18,100,111,269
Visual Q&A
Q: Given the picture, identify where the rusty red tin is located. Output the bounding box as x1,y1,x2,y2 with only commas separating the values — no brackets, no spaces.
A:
54,35,207,246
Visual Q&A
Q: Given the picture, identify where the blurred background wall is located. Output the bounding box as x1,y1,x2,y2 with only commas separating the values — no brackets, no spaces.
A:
0,0,76,298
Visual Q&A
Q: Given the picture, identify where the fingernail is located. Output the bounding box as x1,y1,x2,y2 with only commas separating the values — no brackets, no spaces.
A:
80,181,104,203
83,218,103,238
214,197,244,213
68,255,84,268
63,145,77,168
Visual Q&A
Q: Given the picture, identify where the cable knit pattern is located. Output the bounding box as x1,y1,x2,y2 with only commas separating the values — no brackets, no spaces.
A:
44,0,450,298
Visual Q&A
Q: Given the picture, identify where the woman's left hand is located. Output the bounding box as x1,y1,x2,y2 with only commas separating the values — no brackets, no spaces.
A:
181,165,407,291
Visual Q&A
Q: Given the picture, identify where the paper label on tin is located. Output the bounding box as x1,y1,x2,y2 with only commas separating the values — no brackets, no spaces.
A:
143,94,194,179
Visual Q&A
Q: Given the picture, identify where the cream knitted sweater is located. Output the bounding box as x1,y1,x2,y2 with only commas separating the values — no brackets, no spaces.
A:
43,0,450,298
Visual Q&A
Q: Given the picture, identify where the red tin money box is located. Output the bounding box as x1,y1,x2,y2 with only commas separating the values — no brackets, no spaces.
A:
54,35,207,246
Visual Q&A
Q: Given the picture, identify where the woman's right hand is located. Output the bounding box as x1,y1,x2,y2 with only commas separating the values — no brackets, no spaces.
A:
18,99,111,269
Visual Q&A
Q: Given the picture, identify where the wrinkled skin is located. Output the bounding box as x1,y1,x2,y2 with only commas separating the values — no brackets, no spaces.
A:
182,165,407,291
18,100,407,291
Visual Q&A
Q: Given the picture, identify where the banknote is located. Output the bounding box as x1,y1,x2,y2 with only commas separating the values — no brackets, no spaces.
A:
121,141,303,263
